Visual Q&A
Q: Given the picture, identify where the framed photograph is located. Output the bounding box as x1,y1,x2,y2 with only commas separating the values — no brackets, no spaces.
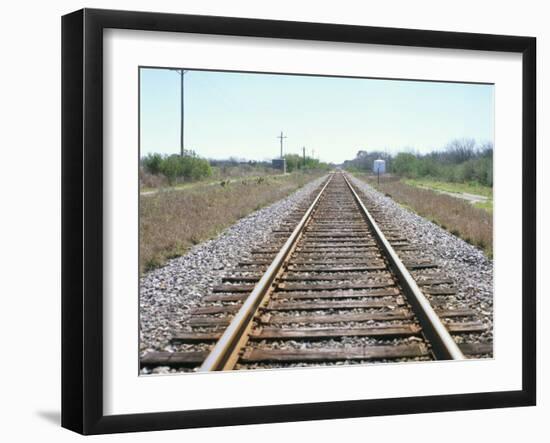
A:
62,8,536,435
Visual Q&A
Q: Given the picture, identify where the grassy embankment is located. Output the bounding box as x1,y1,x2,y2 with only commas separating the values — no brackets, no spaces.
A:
140,172,323,273
140,164,283,194
403,178,493,212
140,173,285,195
355,174,493,258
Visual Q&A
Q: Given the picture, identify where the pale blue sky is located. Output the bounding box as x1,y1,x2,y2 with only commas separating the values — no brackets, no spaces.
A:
139,68,494,164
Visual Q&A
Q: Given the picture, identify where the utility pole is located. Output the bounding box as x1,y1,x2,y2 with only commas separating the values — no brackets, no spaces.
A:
303,146,306,168
179,69,184,157
170,68,188,157
277,131,287,159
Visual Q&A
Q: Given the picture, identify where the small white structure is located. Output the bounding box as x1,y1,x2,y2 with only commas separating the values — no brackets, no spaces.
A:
373,159,386,174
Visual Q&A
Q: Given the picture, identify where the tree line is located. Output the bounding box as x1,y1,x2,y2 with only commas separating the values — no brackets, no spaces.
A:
141,151,331,186
343,139,493,186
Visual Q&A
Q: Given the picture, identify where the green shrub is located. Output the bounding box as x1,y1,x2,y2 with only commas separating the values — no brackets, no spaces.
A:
142,153,163,175
284,154,330,172
141,153,212,184
392,153,418,178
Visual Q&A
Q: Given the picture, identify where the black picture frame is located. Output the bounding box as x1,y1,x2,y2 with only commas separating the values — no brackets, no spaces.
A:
61,8,536,435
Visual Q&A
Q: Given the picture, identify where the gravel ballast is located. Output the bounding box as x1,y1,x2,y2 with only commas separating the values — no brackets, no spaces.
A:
139,175,328,361
140,173,493,375
348,175,494,347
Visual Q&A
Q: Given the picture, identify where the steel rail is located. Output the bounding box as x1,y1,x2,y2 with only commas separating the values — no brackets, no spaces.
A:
198,174,335,371
343,173,465,360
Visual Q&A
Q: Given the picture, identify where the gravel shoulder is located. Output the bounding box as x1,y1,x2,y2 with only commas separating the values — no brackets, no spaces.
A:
139,175,328,356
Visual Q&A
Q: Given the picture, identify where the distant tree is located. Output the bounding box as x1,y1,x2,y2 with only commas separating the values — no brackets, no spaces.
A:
479,141,494,158
142,153,163,175
159,154,182,183
392,153,418,177
444,138,477,164
343,150,388,172
284,154,329,172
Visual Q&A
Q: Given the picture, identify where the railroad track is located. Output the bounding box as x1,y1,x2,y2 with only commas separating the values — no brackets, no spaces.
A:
141,172,491,372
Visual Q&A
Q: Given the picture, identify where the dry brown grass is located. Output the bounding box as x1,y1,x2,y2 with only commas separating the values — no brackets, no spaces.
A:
140,172,323,273
358,175,493,257
139,168,168,189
